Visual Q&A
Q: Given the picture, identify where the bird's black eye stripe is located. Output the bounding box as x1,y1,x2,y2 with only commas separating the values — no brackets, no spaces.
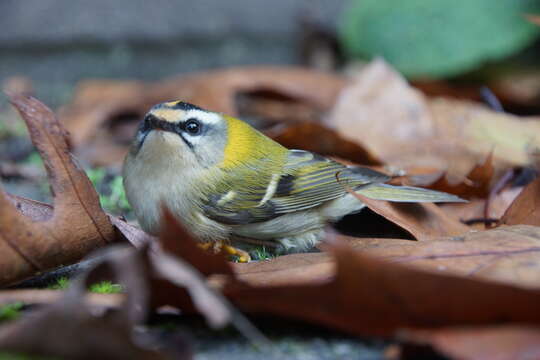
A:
183,118,202,135
142,114,203,139
144,114,177,132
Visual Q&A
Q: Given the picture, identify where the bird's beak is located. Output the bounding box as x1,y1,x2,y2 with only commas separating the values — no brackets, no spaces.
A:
134,114,162,151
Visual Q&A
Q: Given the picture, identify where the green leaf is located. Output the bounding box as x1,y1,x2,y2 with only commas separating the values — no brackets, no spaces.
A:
339,0,540,78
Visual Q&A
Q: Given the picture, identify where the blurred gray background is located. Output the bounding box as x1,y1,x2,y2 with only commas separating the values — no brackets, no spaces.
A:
0,0,345,105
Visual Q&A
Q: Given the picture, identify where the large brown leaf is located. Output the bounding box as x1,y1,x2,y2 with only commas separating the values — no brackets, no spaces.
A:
237,225,540,290
346,225,540,289
149,213,540,337
232,252,333,287
0,94,116,286
224,238,540,337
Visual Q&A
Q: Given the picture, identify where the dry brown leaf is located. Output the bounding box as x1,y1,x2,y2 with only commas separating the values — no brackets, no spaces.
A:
0,289,123,308
399,326,540,360
234,225,540,292
351,193,470,241
6,194,53,222
232,252,333,287
346,225,540,289
146,210,268,345
440,187,522,228
0,94,116,286
110,216,156,248
429,97,540,173
0,246,189,360
88,241,239,334
236,91,319,126
158,208,234,277
327,59,451,171
0,302,176,360
225,238,540,337
59,66,346,166
415,153,494,198
148,213,540,337
266,122,382,165
501,177,540,226
6,193,154,249
327,60,540,180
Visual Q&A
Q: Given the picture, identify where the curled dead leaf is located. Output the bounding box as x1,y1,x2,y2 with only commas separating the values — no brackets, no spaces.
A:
0,94,116,286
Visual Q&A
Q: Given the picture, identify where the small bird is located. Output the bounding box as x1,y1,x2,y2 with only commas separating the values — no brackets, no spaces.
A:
123,101,464,258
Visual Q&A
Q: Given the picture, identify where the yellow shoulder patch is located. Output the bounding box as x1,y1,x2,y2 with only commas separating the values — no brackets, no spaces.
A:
221,115,287,169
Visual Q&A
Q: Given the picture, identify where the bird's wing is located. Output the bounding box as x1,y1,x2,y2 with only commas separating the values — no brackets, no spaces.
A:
202,149,389,225
269,150,389,213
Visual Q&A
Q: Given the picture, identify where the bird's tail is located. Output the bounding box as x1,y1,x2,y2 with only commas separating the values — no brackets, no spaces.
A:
356,184,466,203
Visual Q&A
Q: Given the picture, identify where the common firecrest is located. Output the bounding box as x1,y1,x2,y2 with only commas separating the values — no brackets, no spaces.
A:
123,101,464,254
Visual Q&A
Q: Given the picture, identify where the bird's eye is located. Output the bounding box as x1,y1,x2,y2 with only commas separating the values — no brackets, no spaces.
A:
184,119,202,135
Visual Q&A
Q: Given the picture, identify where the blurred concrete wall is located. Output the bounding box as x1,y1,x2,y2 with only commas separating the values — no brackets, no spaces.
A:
0,0,345,104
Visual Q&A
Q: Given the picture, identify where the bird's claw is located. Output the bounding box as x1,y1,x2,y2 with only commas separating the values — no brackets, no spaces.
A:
197,241,251,263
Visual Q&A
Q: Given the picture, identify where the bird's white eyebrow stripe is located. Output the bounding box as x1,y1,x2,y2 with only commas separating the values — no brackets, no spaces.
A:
184,109,222,125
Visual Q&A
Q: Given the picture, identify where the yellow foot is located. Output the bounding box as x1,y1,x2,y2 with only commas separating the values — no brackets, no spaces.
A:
198,242,213,251
197,241,251,263
222,244,251,263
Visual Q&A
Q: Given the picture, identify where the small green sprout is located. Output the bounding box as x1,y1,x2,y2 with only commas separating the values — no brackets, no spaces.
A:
89,281,123,294
0,302,24,322
0,112,28,139
23,152,44,168
48,277,122,294
86,167,106,186
0,352,58,360
86,168,131,214
47,276,70,290
251,246,274,261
